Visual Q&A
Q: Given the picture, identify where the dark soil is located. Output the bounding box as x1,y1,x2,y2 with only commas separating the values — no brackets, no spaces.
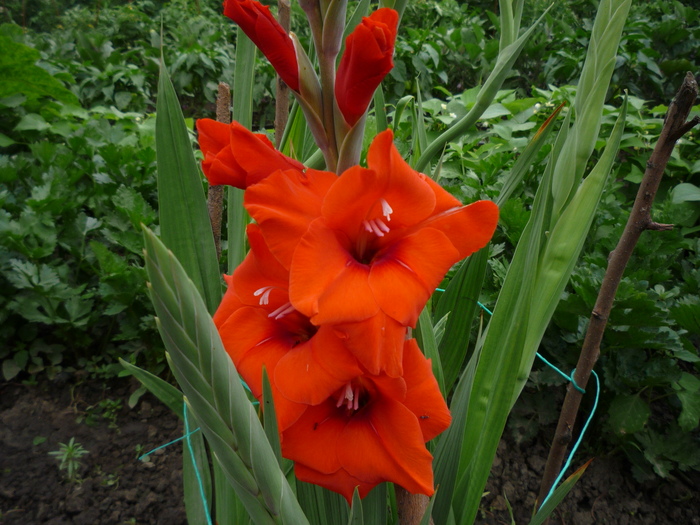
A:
1,377,699,525
0,378,186,525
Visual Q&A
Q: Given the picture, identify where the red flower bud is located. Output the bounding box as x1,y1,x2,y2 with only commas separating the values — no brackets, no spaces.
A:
335,8,398,127
223,0,299,92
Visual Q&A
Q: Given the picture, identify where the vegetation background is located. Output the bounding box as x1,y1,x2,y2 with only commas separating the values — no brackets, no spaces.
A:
1,0,699,492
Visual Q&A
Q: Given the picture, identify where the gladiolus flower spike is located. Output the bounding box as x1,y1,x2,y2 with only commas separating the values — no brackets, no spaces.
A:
208,120,498,502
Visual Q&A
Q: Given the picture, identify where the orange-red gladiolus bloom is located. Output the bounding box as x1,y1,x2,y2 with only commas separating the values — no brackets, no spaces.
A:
216,224,363,431
288,129,499,327
245,168,408,377
196,119,304,189
335,8,398,126
223,0,299,91
281,339,451,502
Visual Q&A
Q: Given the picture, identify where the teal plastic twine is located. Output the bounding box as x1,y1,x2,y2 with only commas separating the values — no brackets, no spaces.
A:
540,369,599,510
440,291,600,510
184,402,213,525
137,426,201,461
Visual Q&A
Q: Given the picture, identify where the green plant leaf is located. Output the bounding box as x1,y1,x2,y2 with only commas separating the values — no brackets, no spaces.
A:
119,359,184,418
143,226,309,525
155,54,221,314
346,489,363,525
608,395,651,435
671,183,700,204
529,459,592,525
0,36,78,104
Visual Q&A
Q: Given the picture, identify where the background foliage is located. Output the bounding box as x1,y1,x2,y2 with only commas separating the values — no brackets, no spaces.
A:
1,0,699,482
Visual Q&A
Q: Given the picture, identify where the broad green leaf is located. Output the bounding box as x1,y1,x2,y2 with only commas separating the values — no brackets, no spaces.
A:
608,395,651,435
0,36,78,104
434,248,488,393
419,492,437,525
373,85,388,134
675,373,700,431
550,0,632,219
155,55,221,314
431,345,480,525
14,113,50,132
298,481,349,525
227,29,257,272
671,183,700,203
0,132,15,146
362,484,387,525
214,460,250,525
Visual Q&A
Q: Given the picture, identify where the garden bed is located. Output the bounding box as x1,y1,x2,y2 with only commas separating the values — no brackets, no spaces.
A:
1,377,698,524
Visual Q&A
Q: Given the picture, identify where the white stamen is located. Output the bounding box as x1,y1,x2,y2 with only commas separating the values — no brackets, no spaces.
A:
253,286,274,306
380,198,393,221
268,302,295,319
336,383,354,408
363,218,391,237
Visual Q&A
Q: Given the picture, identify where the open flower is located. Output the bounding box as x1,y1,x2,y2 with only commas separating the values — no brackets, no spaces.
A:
223,0,299,91
216,224,363,430
288,129,499,327
196,119,305,189
335,8,399,126
281,339,450,502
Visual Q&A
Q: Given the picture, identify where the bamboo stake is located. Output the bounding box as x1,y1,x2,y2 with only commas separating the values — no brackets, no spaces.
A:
537,72,700,514
206,82,230,260
396,486,432,525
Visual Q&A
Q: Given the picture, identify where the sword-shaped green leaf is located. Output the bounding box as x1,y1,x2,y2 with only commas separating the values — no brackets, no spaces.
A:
155,55,222,314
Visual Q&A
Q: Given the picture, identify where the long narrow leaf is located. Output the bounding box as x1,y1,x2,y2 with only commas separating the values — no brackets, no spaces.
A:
528,460,593,525
155,56,221,314
347,490,364,525
119,359,184,418
143,226,309,525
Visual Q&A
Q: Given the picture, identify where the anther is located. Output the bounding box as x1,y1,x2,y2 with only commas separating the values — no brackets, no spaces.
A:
253,286,274,306
380,198,393,221
268,302,295,320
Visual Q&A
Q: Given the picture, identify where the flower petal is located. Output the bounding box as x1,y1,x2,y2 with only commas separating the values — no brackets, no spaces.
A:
230,121,304,186
275,326,362,405
401,339,451,442
423,200,499,259
369,228,460,326
293,463,374,503
230,223,289,312
282,401,345,474
219,307,306,431
290,219,380,324
333,314,407,377
213,273,245,328
338,398,435,495
246,169,337,268
323,157,435,235
335,9,398,126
